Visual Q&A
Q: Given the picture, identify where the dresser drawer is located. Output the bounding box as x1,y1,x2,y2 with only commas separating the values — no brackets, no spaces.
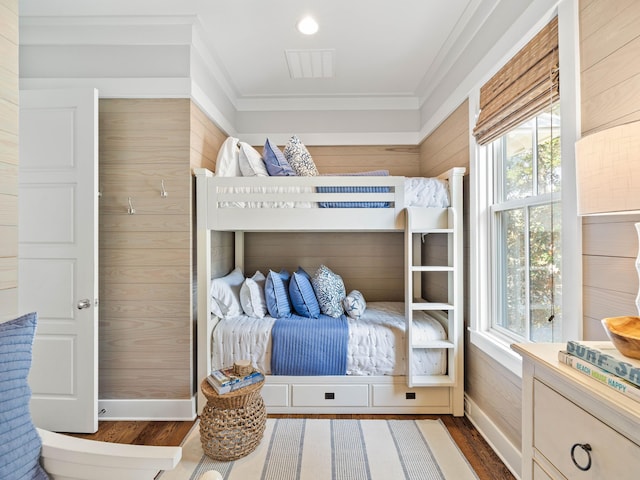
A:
534,379,640,479
292,384,369,407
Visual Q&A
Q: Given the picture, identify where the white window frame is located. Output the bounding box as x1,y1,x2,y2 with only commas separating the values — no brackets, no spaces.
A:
469,0,582,377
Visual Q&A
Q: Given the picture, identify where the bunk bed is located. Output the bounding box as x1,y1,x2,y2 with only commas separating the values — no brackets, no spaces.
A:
195,166,465,416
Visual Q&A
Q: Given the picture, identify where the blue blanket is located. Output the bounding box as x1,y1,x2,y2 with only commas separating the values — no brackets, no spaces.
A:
271,314,349,375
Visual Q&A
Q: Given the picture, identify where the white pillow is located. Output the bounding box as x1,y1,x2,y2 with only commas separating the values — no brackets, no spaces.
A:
239,142,269,177
210,267,244,318
240,270,267,318
343,290,366,319
215,137,241,177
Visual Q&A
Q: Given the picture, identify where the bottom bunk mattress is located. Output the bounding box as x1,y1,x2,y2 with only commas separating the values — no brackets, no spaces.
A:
211,302,447,376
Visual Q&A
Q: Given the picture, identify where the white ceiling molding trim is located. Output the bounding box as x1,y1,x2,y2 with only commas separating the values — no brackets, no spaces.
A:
239,131,420,147
417,0,557,143
415,0,500,106
19,15,196,46
235,96,420,112
191,82,238,139
19,77,192,98
191,19,241,108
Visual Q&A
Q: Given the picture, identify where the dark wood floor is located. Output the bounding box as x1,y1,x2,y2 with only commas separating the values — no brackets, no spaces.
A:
69,414,515,480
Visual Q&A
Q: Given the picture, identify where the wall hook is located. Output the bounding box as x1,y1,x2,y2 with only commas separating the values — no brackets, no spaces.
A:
127,197,136,215
161,179,168,198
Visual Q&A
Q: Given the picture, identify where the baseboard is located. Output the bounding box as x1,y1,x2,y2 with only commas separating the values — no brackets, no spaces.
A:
98,397,197,421
464,394,522,480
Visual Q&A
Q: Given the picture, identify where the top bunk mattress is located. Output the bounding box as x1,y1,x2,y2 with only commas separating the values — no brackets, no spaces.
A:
210,302,447,376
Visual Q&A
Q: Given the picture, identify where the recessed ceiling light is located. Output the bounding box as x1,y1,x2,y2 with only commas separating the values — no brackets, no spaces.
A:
297,16,319,35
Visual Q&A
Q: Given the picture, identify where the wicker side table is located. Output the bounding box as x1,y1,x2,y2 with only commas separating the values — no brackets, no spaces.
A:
199,378,267,461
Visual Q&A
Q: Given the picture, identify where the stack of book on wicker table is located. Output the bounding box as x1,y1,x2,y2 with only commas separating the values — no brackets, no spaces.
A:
207,360,264,395
558,341,640,402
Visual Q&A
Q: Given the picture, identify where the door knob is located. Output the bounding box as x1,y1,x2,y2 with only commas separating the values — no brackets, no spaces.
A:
77,299,91,310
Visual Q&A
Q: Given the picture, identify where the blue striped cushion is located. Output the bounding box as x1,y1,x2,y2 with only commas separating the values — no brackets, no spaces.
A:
289,270,320,318
0,312,50,479
265,270,292,318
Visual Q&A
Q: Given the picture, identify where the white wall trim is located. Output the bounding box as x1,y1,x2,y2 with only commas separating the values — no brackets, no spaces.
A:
235,96,419,112
239,131,420,147
98,396,196,421
557,0,583,341
19,77,192,98
191,81,238,138
465,394,522,479
98,397,196,421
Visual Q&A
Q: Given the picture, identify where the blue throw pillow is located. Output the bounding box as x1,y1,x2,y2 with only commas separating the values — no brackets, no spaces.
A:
265,269,292,318
263,139,296,176
289,271,320,318
0,312,50,479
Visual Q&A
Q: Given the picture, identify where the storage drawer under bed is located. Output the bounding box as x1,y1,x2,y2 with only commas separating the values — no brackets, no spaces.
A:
292,384,369,407
372,384,450,407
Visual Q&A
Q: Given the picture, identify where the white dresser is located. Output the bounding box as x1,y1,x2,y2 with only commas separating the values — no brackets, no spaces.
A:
512,343,640,480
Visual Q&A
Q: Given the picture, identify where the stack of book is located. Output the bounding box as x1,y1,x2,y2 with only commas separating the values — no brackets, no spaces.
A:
558,340,640,402
207,365,264,395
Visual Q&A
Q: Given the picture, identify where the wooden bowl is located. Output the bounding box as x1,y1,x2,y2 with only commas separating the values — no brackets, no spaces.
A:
601,316,640,359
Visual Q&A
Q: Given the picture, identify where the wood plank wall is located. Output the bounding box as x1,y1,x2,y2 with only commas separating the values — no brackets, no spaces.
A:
580,0,640,338
0,0,18,321
99,99,227,400
243,145,420,301
419,100,470,178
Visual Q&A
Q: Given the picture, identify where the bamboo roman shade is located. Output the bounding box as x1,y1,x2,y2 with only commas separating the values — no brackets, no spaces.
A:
473,17,559,145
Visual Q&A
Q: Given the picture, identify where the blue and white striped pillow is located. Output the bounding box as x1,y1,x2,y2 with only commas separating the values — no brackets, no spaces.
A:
265,269,292,318
0,312,50,480
289,269,320,318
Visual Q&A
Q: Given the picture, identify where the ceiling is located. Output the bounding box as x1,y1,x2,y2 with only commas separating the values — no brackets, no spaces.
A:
18,0,537,142
19,0,518,105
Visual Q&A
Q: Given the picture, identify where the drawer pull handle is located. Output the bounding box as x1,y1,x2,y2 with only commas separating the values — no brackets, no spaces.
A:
570,443,592,471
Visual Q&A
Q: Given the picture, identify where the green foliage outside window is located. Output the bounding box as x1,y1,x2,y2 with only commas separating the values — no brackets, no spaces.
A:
494,104,562,342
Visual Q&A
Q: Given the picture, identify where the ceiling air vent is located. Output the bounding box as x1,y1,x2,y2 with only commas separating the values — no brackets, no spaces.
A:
285,49,335,79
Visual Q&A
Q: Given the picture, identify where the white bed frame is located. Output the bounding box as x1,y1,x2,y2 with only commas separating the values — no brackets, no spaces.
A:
195,167,465,416
38,428,181,479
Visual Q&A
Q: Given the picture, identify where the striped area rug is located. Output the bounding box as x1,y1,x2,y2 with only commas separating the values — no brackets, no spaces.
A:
159,418,479,480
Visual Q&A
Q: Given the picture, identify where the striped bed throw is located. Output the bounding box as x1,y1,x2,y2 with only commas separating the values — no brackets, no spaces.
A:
317,169,391,208
271,314,349,375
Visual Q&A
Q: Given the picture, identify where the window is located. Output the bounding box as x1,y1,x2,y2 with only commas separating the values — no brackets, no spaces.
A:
490,104,562,343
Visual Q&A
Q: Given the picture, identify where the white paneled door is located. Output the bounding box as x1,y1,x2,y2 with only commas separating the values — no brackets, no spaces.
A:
19,88,99,433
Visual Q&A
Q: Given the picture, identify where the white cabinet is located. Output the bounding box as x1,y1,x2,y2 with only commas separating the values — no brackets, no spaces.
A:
513,343,640,480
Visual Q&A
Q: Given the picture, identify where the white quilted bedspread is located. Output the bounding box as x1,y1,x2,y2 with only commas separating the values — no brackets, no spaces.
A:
211,302,446,376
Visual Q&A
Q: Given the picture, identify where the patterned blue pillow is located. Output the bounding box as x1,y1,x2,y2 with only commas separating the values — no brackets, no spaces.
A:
289,271,320,318
0,312,50,479
283,135,319,176
311,265,346,318
265,269,292,318
263,139,296,176
343,290,367,319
